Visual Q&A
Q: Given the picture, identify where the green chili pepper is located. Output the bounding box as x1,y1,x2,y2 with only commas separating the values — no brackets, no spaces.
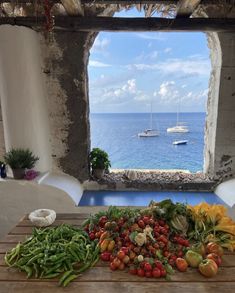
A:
23,265,33,278
59,270,74,286
43,272,61,279
62,274,78,287
27,253,44,265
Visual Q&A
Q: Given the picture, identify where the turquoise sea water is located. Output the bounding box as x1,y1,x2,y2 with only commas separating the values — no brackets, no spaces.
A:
90,112,205,173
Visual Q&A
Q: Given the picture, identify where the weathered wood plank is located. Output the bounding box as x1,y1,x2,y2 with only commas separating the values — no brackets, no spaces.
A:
21,213,90,221
17,219,85,227
1,252,235,267
1,266,235,282
0,281,235,293
0,0,233,5
176,0,201,18
0,17,235,32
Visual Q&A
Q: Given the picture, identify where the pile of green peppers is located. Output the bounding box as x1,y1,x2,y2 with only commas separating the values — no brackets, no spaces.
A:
5,224,100,287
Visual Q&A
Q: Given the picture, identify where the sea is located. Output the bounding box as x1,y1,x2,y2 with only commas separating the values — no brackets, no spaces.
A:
90,112,206,173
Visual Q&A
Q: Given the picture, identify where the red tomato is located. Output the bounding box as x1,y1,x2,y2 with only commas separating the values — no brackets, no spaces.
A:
137,268,145,277
110,262,117,271
110,254,115,262
100,252,111,262
89,232,95,240
118,262,125,270
117,250,126,260
175,258,188,272
144,262,152,272
145,271,152,278
152,268,161,278
206,243,224,257
159,220,165,226
143,216,150,225
168,258,175,267
207,253,222,267
154,260,163,270
113,257,121,268
129,268,137,275
160,268,167,277
177,251,184,258
198,259,218,277
158,235,168,244
99,216,108,227
163,251,170,257
138,220,145,229
120,247,129,254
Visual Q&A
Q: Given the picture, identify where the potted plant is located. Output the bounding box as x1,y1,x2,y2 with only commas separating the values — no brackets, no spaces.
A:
4,148,39,179
89,148,111,179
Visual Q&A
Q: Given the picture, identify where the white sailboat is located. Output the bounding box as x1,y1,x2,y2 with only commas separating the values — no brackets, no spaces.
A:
138,103,159,137
167,99,189,133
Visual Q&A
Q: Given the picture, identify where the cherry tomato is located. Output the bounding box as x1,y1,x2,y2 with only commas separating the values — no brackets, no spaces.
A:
138,220,145,229
163,251,170,257
144,262,152,272
168,258,175,267
117,250,126,260
100,252,111,262
159,220,165,226
89,232,95,240
113,257,121,268
129,268,137,275
110,254,115,262
152,268,161,278
154,260,163,270
175,258,188,272
160,268,167,277
137,268,145,277
120,247,129,254
99,216,108,227
143,216,150,225
145,271,152,278
110,262,117,271
118,262,125,270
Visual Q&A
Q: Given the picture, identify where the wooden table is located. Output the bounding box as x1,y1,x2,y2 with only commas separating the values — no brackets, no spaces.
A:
1,213,235,293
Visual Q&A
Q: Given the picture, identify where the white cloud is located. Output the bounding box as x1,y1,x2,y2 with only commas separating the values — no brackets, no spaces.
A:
89,60,110,67
92,37,109,53
90,79,150,106
164,47,172,54
134,32,166,41
126,56,210,77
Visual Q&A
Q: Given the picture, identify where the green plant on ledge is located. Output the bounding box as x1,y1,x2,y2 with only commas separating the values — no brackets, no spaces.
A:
4,148,39,179
89,148,111,179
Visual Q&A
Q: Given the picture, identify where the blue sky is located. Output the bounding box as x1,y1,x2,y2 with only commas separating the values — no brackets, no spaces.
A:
88,8,211,113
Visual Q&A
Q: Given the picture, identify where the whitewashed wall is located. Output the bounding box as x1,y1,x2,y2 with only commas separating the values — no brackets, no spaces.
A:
0,25,51,171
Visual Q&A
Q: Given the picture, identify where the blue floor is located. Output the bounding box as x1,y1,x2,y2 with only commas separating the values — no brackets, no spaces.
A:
79,190,225,206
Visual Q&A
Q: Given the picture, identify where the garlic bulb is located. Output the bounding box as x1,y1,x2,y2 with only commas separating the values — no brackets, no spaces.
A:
28,209,56,227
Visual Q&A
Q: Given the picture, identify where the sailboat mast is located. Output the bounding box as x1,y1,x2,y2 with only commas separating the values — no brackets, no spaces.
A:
150,101,153,129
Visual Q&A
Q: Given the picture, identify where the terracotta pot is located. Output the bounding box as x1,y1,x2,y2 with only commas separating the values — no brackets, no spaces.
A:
92,168,105,179
12,168,25,179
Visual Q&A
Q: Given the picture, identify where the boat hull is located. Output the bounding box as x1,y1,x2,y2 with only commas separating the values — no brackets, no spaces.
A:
173,140,188,145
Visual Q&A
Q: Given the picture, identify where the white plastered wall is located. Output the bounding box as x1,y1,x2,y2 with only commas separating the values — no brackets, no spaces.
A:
0,25,51,172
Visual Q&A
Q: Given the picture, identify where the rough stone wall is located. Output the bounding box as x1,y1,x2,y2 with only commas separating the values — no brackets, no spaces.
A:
40,32,97,182
213,32,235,180
0,101,5,159
204,32,221,177
202,6,235,180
